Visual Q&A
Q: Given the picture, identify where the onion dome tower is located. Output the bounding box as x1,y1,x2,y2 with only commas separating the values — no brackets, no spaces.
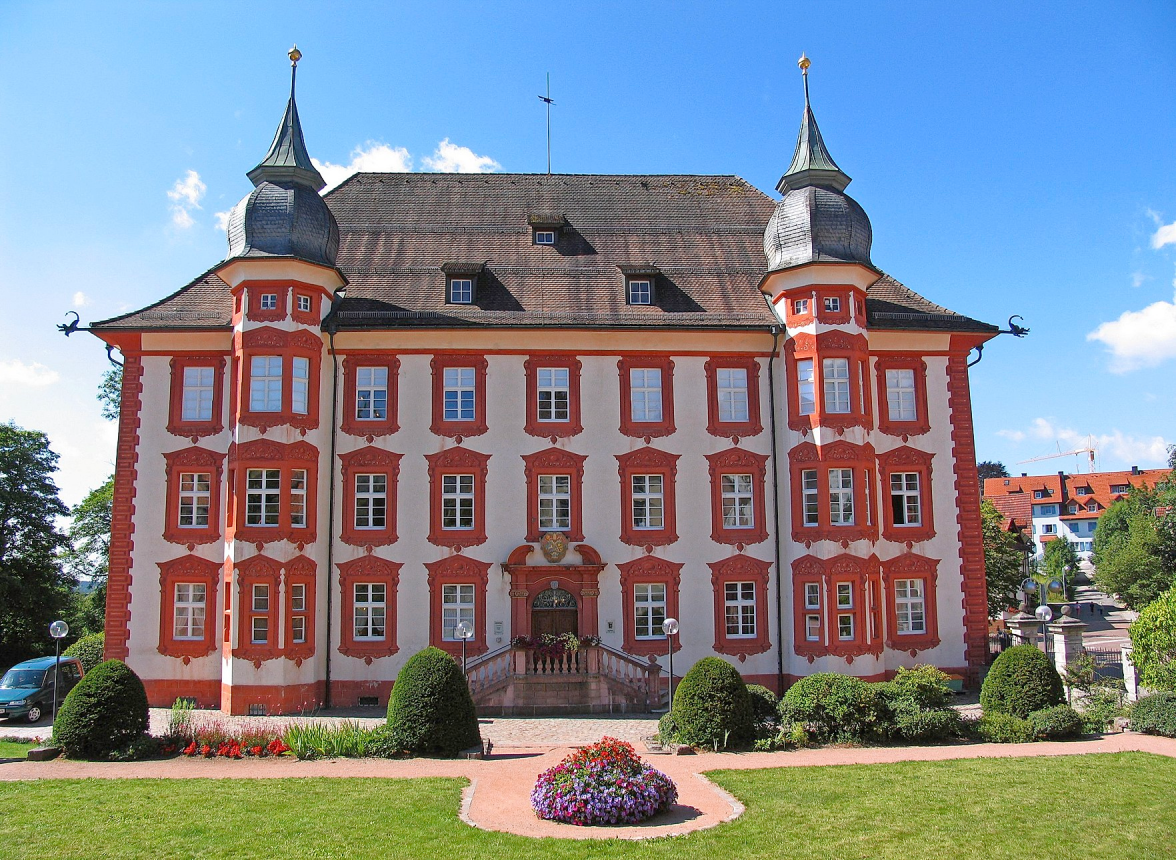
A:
764,55,873,272
225,46,339,267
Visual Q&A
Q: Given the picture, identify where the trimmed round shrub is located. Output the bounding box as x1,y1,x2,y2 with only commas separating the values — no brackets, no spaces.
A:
670,657,754,748
976,712,1036,744
980,645,1064,718
779,673,887,744
895,707,963,742
387,647,481,757
63,631,106,673
1028,704,1083,739
52,659,149,759
531,737,677,825
656,712,679,745
892,664,953,709
1130,692,1176,738
746,684,780,728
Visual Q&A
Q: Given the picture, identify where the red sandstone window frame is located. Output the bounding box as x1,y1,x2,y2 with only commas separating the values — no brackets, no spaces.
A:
792,556,827,661
875,354,931,438
167,355,226,439
703,355,763,440
616,446,679,547
882,554,941,653
876,446,936,544
230,439,319,546
340,354,400,438
425,555,490,657
236,327,323,432
426,446,490,548
522,447,587,542
291,290,322,326
817,289,852,325
430,354,489,439
785,332,872,433
245,283,288,323
337,556,402,663
617,556,683,657
156,554,220,660
787,441,878,545
792,554,882,661
523,354,583,440
706,448,769,546
162,447,225,546
339,446,401,547
283,556,317,663
708,554,771,658
617,355,675,439
233,554,282,665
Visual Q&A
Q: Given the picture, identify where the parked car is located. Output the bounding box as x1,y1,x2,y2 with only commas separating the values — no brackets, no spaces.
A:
0,656,85,723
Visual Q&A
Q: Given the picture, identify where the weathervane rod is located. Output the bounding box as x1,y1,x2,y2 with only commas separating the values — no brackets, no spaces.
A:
538,73,555,175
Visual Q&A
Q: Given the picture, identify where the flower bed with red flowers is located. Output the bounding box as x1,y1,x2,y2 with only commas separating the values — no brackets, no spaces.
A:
530,737,677,825
176,721,290,759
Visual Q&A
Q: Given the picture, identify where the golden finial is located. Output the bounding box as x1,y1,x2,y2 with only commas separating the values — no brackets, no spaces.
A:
798,53,811,74
288,45,302,66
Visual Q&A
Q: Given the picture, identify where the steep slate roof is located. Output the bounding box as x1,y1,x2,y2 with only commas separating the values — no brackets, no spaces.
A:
91,173,995,334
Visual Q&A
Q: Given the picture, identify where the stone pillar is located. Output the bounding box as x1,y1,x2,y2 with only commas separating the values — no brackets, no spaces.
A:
1122,644,1141,703
1047,605,1088,677
1008,608,1040,648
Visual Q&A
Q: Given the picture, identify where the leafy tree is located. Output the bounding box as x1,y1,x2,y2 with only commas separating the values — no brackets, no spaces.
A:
981,498,1026,616
98,366,122,421
1042,537,1080,599
1093,481,1176,610
63,475,114,628
0,423,70,665
1128,587,1176,692
977,460,1010,491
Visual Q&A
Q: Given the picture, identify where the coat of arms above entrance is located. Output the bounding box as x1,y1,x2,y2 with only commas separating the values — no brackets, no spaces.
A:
540,531,569,563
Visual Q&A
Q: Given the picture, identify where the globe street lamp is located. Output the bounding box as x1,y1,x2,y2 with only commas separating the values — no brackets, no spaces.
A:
49,620,69,722
662,617,679,708
454,620,474,676
1034,604,1053,655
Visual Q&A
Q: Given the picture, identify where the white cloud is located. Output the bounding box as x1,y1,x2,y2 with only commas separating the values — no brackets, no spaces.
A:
996,429,1026,442
313,142,413,192
167,170,206,228
1087,289,1176,371
1152,221,1176,250
421,139,501,174
1132,271,1147,288
0,358,60,387
214,210,233,232
1003,417,1169,469
72,291,90,308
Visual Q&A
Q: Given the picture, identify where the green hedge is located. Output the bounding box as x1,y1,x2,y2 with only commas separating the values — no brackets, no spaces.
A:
63,632,105,673
52,659,149,759
976,712,1036,744
1130,692,1176,737
980,645,1064,717
386,647,481,757
1028,704,1083,739
779,673,887,744
746,684,780,728
670,657,753,749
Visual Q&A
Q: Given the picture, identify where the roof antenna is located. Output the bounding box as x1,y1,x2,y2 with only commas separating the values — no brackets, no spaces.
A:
538,73,555,175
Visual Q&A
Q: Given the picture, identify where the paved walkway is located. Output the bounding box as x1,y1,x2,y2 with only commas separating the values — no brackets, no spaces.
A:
3,732,1174,840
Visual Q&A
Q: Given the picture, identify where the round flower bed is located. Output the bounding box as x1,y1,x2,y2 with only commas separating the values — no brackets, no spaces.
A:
531,737,678,825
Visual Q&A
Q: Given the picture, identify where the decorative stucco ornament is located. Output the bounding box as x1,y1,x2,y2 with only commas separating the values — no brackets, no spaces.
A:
540,532,569,563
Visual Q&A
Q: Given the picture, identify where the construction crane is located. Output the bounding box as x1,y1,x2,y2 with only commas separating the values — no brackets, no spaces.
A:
1016,440,1097,473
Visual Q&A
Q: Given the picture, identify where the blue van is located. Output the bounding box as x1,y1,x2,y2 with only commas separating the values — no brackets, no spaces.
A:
0,656,85,723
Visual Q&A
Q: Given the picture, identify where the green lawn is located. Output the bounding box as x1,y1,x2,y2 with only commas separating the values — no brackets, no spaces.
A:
0,753,1172,859
0,739,33,759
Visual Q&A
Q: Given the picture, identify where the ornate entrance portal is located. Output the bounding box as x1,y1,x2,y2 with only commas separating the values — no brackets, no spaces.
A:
531,588,578,637
503,543,606,639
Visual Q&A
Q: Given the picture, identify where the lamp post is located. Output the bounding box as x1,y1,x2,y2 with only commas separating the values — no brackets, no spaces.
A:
1034,604,1053,655
454,620,473,676
662,617,679,707
49,620,69,722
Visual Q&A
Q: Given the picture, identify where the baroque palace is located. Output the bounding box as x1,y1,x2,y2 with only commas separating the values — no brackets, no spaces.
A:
90,53,996,714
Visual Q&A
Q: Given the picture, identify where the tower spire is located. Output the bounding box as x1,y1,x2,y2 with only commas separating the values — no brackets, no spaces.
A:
247,45,326,191
776,53,851,194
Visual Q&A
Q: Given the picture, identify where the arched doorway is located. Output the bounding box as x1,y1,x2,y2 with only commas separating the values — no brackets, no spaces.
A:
531,588,578,637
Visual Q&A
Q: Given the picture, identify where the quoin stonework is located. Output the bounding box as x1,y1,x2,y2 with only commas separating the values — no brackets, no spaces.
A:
90,53,998,714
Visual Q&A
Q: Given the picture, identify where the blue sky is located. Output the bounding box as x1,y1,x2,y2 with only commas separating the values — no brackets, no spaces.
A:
1,1,1174,505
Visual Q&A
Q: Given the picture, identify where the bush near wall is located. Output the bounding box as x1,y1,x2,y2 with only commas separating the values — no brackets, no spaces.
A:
63,632,105,673
980,645,1064,717
52,659,149,759
779,673,888,744
1130,692,1176,738
669,657,754,749
386,647,481,757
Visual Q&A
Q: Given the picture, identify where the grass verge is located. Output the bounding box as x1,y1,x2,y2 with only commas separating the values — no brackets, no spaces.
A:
0,739,35,759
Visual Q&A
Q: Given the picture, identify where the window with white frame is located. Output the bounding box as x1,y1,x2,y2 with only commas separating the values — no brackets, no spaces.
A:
885,368,917,422
178,472,211,528
724,581,756,637
716,368,749,422
823,357,850,413
634,583,666,639
1076,487,1090,496
249,356,283,412
1033,490,1046,499
259,293,278,310
1042,524,1057,535
631,474,664,529
721,474,754,528
823,296,841,313
802,469,820,526
805,582,821,610
356,366,388,420
290,469,307,528
627,279,652,305
1111,484,1130,494
290,583,307,644
354,474,387,529
629,368,663,422
442,367,476,421
793,298,809,315
353,583,386,640
297,294,312,313
245,469,280,526
173,583,206,640
804,582,822,642
448,278,473,304
806,613,822,641
442,584,475,640
836,582,854,640
894,578,926,634
797,359,815,415
537,367,570,421
441,474,475,530
890,472,922,526
251,584,269,644
291,356,310,415
1087,502,1097,512
829,469,855,525
534,231,556,245
181,366,215,422
538,474,571,530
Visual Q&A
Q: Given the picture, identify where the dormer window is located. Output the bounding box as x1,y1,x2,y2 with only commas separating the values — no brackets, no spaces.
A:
534,231,556,245
528,213,566,246
260,293,278,310
621,264,660,307
441,262,485,305
449,279,473,304
628,279,652,305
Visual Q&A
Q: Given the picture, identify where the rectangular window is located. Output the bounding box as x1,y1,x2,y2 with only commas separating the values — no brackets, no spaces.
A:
534,231,556,245
537,367,570,421
449,278,473,304
724,581,756,637
245,469,280,526
829,469,855,525
894,578,926,634
1111,484,1130,494
837,582,853,609
290,469,307,528
797,359,815,415
442,367,476,421
721,474,754,528
290,583,306,612
1042,524,1057,535
890,472,922,526
356,366,389,420
716,368,749,423
629,368,663,422
885,368,917,422
1076,487,1090,496
291,356,310,415
627,279,652,305
838,613,855,640
634,583,666,639
181,366,215,422
823,358,851,413
1033,490,1046,499
802,469,820,526
805,613,822,642
355,474,387,529
353,583,386,640
441,474,475,530
290,614,306,645
631,474,664,529
249,356,283,413
538,474,571,530
805,582,821,610
173,583,206,640
823,296,841,313
251,584,269,644
441,584,475,640
251,616,269,645
290,583,307,644
178,472,211,528
793,298,809,315
260,293,277,310
297,295,312,313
